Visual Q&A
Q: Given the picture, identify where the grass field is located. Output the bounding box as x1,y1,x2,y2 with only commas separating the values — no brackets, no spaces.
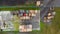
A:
12,15,20,31
0,6,40,11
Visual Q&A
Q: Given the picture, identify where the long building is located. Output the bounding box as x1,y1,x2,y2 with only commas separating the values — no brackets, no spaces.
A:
0,0,42,6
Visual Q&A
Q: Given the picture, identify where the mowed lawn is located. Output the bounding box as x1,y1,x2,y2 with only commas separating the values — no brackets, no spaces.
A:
12,15,20,31
0,6,40,11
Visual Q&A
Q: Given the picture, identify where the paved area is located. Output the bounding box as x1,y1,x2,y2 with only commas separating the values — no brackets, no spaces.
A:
53,0,60,7
20,10,40,30
31,10,40,30
40,0,54,20
0,0,40,6
0,11,14,31
43,0,60,7
20,10,40,34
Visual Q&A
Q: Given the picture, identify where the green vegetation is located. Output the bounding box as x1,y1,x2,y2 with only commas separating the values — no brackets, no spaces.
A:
0,6,40,11
12,15,20,31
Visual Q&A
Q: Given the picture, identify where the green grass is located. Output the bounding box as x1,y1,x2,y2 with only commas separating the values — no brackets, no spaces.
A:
12,15,19,31
0,7,40,11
